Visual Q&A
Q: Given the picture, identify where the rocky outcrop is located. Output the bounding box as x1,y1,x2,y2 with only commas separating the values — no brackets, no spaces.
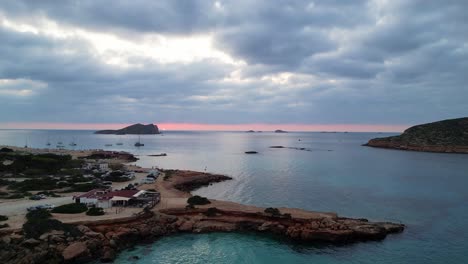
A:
170,172,232,192
0,207,404,264
79,151,138,162
62,242,90,262
162,208,404,243
95,123,160,135
365,117,468,154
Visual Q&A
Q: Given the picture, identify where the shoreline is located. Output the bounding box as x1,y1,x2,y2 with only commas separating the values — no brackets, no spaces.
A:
0,146,405,263
364,140,468,154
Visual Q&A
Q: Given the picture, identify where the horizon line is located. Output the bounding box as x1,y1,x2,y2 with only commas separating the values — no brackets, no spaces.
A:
0,122,409,133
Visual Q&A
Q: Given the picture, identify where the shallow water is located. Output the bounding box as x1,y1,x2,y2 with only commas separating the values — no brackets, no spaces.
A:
1,130,468,263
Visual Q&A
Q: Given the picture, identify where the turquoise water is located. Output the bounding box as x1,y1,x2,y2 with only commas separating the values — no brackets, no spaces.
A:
1,130,468,263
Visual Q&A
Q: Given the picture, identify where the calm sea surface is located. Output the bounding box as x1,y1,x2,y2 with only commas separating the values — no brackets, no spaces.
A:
1,129,468,263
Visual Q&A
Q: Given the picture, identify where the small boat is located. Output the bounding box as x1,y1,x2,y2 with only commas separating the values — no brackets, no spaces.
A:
104,144,113,147
116,136,123,145
69,137,77,146
135,135,144,147
148,153,167,157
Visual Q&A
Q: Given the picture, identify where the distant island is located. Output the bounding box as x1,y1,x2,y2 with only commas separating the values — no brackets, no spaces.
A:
364,117,468,154
95,123,160,135
274,130,287,133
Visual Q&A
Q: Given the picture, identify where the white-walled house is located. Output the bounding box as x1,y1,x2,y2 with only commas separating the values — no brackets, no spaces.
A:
73,189,154,209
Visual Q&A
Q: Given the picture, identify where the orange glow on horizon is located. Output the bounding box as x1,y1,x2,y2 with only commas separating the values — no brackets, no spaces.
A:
0,122,409,132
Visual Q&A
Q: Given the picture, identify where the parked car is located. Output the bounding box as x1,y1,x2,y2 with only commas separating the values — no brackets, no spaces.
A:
27,204,55,211
29,195,42,200
37,204,55,210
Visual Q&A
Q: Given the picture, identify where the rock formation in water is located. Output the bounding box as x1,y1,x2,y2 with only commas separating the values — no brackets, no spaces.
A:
94,123,160,135
364,117,468,153
274,130,287,133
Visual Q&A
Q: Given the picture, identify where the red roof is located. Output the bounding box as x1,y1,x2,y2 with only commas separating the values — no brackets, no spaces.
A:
75,189,140,200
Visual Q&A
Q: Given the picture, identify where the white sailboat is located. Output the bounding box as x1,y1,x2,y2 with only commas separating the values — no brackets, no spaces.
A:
134,135,144,147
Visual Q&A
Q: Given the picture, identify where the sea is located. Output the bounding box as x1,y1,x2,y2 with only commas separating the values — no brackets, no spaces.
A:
1,129,468,264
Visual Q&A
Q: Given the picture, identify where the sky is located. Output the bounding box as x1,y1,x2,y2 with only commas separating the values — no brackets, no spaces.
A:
0,0,466,132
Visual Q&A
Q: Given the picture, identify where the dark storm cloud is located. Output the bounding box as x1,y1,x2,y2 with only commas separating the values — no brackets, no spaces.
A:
0,0,467,126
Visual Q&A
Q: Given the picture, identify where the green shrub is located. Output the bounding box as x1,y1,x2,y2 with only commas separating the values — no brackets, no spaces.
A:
187,195,210,206
51,203,88,214
86,207,105,216
0,223,8,229
68,183,101,192
264,207,281,216
0,215,8,221
0,147,13,152
23,209,81,239
109,163,124,171
26,209,52,220
5,193,24,199
10,178,58,191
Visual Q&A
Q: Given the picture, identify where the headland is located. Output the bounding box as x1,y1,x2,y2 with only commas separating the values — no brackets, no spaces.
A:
365,117,468,154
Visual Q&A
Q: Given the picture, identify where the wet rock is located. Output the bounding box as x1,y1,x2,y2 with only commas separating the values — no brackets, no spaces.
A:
258,222,272,231
178,221,194,231
77,225,92,234
62,242,90,261
100,246,116,263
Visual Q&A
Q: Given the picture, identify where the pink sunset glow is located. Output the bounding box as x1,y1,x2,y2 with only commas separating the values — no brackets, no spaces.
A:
0,122,409,132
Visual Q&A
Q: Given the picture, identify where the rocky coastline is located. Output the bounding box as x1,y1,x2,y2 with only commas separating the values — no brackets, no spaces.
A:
0,208,404,264
364,117,468,154
0,153,405,263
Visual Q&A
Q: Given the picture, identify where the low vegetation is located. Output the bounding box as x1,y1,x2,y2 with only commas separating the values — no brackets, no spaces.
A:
51,203,88,214
0,215,8,221
9,178,58,191
264,207,281,216
23,209,81,239
86,207,105,216
187,195,211,206
0,153,82,175
104,171,130,182
264,207,292,219
163,170,176,181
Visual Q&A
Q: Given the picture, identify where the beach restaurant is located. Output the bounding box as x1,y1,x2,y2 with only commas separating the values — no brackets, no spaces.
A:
73,189,160,209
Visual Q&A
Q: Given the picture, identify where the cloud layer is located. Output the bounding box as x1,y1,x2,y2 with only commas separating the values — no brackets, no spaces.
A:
0,0,467,128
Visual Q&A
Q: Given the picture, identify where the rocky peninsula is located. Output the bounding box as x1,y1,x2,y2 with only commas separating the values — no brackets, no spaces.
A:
365,117,468,154
94,123,160,135
0,148,405,263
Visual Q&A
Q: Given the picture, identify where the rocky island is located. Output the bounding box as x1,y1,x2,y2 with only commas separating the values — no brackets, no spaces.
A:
94,123,160,135
365,117,468,153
